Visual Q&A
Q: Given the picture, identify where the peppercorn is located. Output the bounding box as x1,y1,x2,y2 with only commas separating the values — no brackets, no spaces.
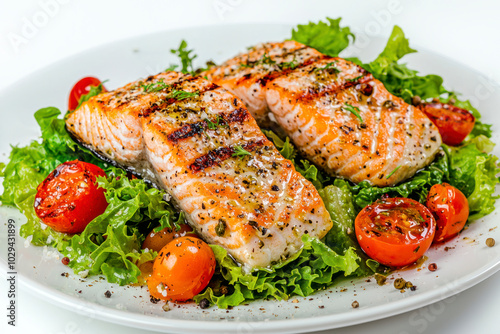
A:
104,290,111,298
199,298,210,309
410,285,417,291
61,257,70,265
486,238,495,247
374,273,387,286
351,301,359,308
394,278,406,290
428,263,438,272
411,95,421,106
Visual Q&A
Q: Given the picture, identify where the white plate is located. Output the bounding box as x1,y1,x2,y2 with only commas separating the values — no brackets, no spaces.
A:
1,24,500,334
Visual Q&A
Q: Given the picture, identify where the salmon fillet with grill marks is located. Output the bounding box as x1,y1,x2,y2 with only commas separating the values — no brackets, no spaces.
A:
66,72,332,270
204,42,442,186
203,40,324,126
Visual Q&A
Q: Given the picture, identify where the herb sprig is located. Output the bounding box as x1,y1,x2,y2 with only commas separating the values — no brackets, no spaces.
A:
314,61,340,74
386,165,401,179
343,103,364,123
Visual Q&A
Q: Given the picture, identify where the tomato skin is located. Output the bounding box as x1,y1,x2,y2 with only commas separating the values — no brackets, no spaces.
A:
68,77,107,110
426,183,469,243
355,197,436,267
419,102,475,146
147,237,215,302
34,160,108,234
141,224,196,252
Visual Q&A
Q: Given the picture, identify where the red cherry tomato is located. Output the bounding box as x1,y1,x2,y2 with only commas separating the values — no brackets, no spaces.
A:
426,183,469,243
34,160,108,234
419,102,475,146
147,237,216,302
68,77,107,111
141,224,197,253
355,197,436,267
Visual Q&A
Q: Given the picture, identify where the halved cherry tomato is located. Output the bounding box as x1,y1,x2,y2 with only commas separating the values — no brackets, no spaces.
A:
34,160,108,234
419,102,475,146
141,224,196,252
147,236,215,302
355,197,436,267
426,183,469,243
68,77,107,111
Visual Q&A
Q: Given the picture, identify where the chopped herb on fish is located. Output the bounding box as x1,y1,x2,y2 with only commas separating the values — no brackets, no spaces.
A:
343,103,364,123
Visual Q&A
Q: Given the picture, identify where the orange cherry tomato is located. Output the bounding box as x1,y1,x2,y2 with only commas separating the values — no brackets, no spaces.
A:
355,197,436,267
34,160,108,234
147,237,215,302
419,102,475,146
68,77,107,111
141,224,196,252
426,183,469,243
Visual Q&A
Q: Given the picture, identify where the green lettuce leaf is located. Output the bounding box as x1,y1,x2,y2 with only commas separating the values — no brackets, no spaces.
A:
291,17,354,57
1,107,176,285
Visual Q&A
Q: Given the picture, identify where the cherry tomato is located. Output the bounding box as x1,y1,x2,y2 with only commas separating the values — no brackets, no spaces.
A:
355,197,436,267
426,183,469,243
147,237,216,302
419,102,475,146
34,160,108,234
142,224,196,252
68,77,107,111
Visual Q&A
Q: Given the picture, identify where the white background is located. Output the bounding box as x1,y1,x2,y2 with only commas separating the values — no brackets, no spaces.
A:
1,0,500,333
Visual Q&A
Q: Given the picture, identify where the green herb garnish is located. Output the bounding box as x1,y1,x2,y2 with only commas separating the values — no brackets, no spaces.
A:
314,61,340,73
170,40,197,75
165,89,199,101
232,145,251,158
205,116,226,130
346,75,364,83
343,103,364,123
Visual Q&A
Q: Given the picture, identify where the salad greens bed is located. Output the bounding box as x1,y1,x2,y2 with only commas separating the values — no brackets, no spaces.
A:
1,18,499,308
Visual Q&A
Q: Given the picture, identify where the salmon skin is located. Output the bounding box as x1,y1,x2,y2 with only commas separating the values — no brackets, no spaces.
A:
66,72,332,271
203,42,442,186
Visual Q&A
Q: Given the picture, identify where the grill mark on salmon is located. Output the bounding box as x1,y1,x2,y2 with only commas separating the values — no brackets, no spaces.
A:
65,71,332,270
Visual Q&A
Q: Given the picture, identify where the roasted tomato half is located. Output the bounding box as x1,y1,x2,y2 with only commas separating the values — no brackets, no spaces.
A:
419,102,475,146
355,197,436,267
426,183,469,243
34,160,108,234
68,77,107,111
147,237,216,302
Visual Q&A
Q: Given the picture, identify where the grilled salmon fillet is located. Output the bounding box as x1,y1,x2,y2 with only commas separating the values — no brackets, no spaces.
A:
203,42,442,186
203,40,324,126
66,72,332,270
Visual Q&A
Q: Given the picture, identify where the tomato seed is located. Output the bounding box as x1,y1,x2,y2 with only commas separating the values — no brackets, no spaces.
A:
428,263,438,271
351,301,359,308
